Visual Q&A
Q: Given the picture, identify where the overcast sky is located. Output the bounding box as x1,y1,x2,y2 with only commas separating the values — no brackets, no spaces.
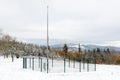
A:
0,0,120,46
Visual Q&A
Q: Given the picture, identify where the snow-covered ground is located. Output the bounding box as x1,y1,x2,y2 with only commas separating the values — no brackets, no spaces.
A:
24,57,95,73
0,56,120,80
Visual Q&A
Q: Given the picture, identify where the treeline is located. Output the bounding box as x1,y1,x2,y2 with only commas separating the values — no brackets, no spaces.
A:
1,31,120,64
0,31,49,60
54,44,120,65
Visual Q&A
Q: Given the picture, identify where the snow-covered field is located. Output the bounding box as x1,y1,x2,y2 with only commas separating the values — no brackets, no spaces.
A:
0,56,120,80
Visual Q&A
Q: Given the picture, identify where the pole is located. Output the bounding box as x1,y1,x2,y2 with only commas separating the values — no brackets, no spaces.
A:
39,57,40,68
23,58,25,68
79,60,81,72
41,58,42,72
64,53,66,73
30,57,31,68
46,5,49,73
52,56,53,67
87,59,89,72
95,59,96,71
69,57,70,67
32,58,34,70
73,58,75,68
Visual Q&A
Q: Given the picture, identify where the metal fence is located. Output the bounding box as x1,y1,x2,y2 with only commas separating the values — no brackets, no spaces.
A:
23,56,96,73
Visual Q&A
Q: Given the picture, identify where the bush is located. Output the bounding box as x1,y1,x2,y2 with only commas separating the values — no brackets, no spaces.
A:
113,54,120,65
116,59,120,64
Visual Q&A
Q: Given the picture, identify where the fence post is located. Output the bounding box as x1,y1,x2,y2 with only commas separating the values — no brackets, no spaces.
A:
39,57,40,68
87,59,89,72
52,56,53,67
64,57,66,73
41,58,42,72
32,57,34,70
69,57,70,68
79,59,81,72
23,58,25,68
30,58,31,68
83,58,85,69
43,63,46,71
64,54,66,73
23,58,27,69
73,59,75,68
25,58,27,68
94,59,96,71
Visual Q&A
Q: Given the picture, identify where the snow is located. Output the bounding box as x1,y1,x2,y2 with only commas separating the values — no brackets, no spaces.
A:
0,56,120,80
97,41,120,47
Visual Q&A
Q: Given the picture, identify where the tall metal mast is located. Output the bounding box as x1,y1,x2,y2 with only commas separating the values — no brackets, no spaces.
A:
46,4,49,73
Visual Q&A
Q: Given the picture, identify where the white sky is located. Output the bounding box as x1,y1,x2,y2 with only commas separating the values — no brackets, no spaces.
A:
0,0,120,45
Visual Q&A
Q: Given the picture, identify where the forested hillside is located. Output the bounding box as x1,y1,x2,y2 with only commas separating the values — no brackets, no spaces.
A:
0,31,48,58
1,31,120,64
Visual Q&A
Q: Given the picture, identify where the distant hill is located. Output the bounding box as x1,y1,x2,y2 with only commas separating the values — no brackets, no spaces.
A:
51,43,120,53
23,39,120,53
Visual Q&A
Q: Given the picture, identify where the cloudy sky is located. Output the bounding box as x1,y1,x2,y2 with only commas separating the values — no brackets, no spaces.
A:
0,0,120,46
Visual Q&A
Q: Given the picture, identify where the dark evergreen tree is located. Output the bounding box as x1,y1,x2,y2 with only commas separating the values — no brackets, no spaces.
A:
78,44,81,53
107,48,110,53
63,44,68,54
96,48,101,53
63,44,68,73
